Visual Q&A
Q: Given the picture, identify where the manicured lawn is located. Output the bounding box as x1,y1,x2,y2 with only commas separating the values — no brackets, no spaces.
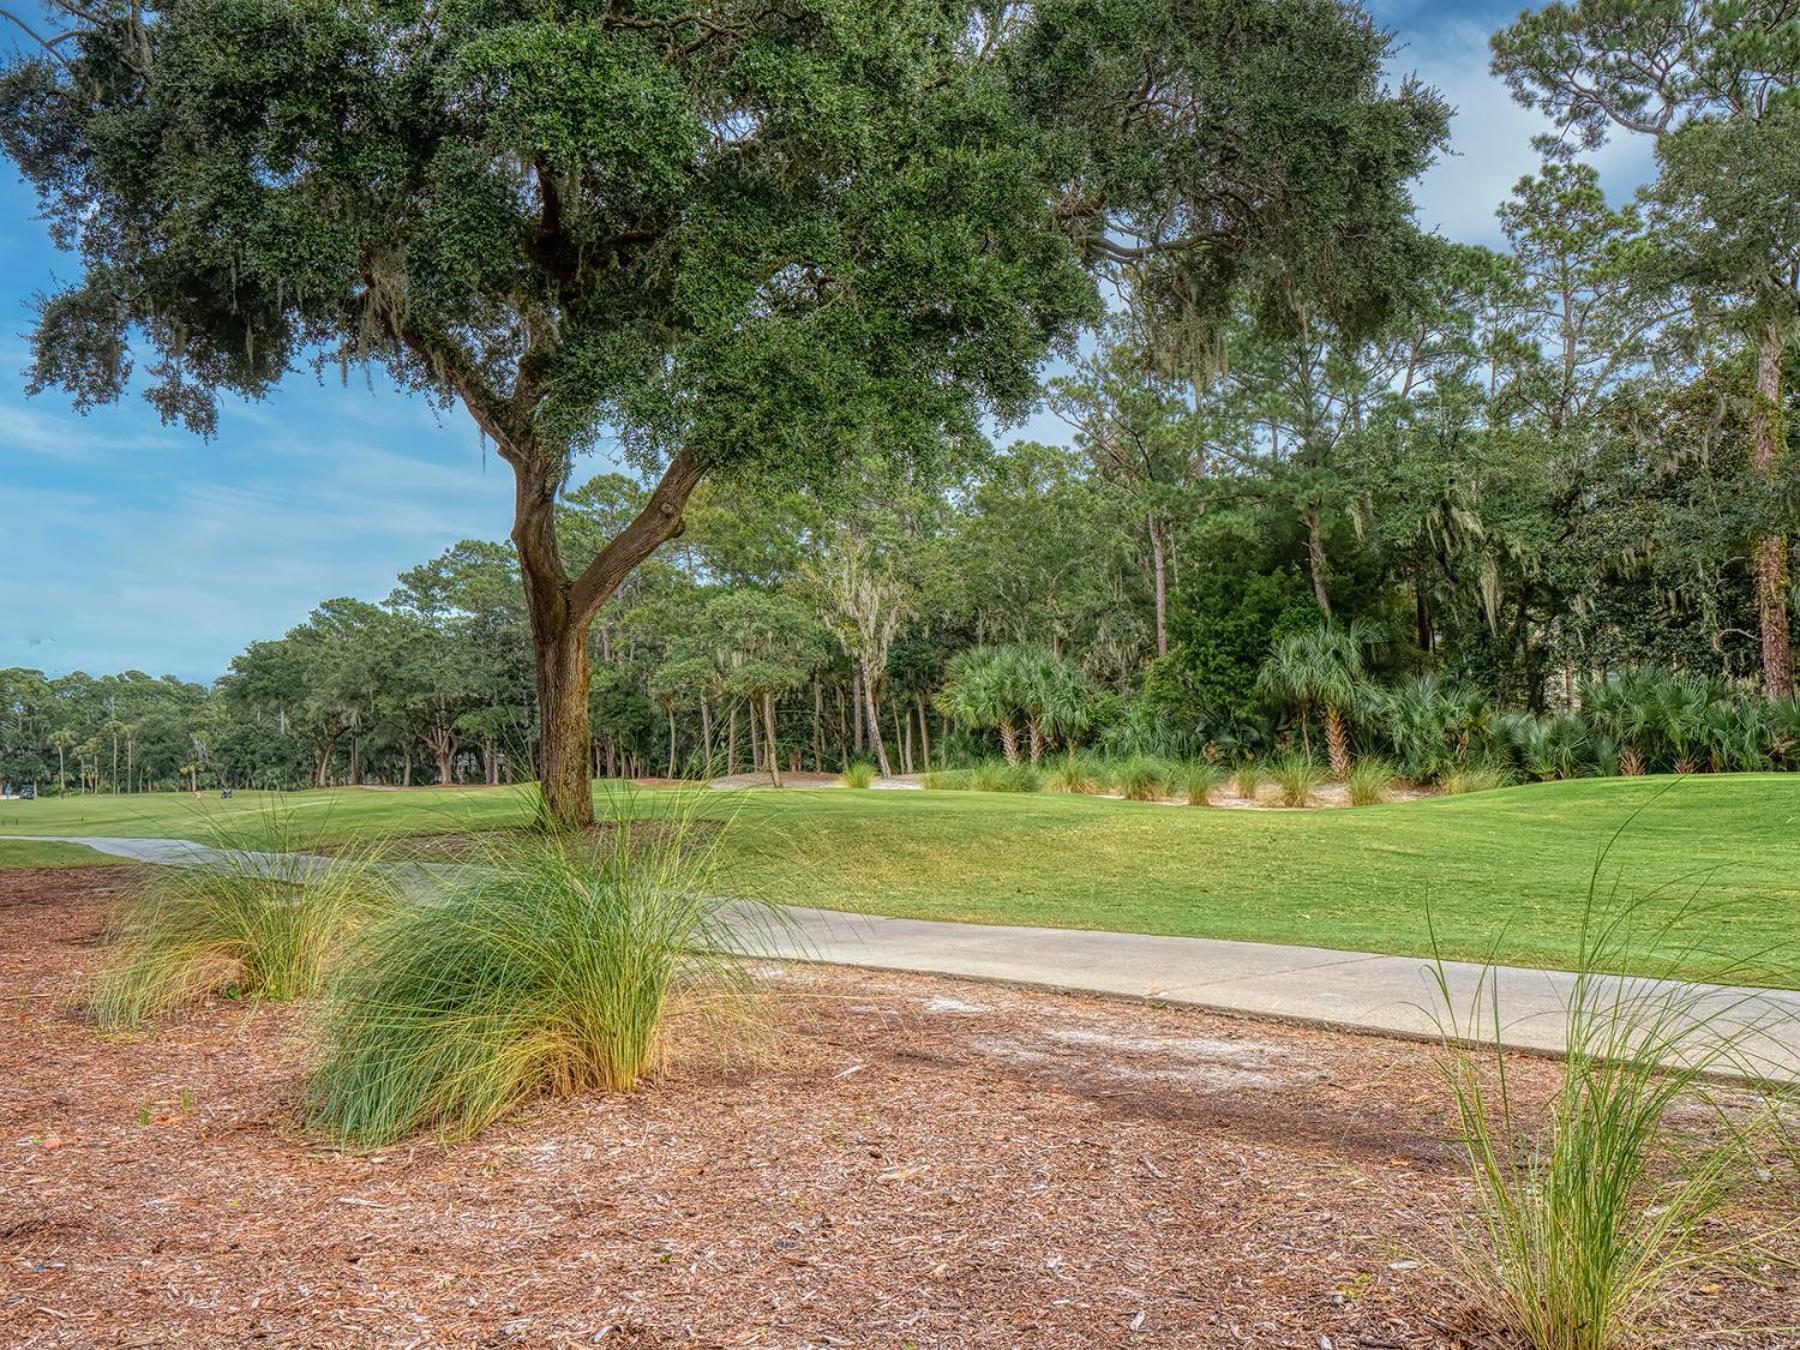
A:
0,838,128,869
2,776,1796,985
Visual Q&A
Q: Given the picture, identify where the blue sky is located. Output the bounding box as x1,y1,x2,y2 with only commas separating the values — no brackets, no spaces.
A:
0,1,1656,683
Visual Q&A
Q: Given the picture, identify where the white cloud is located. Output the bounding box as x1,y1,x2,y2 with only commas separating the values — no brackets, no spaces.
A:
1391,17,1657,247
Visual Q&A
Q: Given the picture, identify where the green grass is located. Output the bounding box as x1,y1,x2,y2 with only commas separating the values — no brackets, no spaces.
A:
3,777,1798,986
0,839,126,868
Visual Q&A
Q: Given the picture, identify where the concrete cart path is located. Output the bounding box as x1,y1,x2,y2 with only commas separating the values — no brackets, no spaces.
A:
25,834,1800,1083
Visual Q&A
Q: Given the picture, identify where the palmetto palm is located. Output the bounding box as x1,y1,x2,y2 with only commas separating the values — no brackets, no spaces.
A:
1582,671,1661,776
1255,621,1375,779
936,648,1024,764
1649,674,1715,774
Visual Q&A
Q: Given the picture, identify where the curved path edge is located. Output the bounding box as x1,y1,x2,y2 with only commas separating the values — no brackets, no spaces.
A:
23,834,1800,1085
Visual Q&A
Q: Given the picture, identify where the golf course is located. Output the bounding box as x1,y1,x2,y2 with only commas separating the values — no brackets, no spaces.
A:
5,773,1796,986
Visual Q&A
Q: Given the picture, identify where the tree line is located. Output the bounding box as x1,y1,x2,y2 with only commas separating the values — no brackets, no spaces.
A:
2,1,1795,807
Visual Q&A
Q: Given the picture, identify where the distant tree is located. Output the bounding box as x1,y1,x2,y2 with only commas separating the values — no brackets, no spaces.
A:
1492,0,1800,695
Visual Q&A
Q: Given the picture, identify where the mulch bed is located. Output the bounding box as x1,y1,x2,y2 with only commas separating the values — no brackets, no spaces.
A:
2,867,1794,1347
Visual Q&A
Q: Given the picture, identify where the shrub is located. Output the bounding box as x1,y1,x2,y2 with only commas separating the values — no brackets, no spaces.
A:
1115,754,1175,801
1172,760,1227,805
839,760,877,789
1232,762,1265,801
1428,847,1787,1349
304,808,771,1147
921,767,971,790
1270,753,1327,807
87,818,387,1028
1344,756,1398,806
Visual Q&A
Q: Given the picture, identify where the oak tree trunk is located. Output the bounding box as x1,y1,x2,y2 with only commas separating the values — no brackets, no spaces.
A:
509,446,704,829
862,663,892,776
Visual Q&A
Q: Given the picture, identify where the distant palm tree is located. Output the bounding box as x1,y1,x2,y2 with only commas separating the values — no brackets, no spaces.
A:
102,718,127,794
1256,622,1375,779
46,729,74,796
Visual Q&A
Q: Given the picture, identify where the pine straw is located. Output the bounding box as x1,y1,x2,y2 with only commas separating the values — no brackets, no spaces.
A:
3,867,1796,1346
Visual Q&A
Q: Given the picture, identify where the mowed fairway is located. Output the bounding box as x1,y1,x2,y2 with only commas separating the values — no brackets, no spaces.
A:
2,776,1796,986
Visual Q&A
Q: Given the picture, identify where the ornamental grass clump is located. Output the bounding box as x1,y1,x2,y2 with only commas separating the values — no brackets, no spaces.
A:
1344,755,1398,806
1043,752,1099,794
1173,760,1226,805
1271,753,1328,807
968,758,1039,793
1115,754,1174,801
1428,820,1793,1350
839,760,877,788
87,813,389,1028
304,804,775,1147
1232,762,1265,801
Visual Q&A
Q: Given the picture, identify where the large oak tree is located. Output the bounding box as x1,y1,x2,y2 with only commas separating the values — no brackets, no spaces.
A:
1,0,1445,826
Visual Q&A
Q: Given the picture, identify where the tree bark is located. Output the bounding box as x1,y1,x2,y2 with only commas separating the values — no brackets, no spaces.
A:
1325,704,1350,780
748,696,762,771
1752,323,1792,698
763,689,783,787
664,699,678,778
915,692,932,771
700,697,714,771
998,718,1021,766
862,663,892,776
509,445,705,829
728,704,739,774
1147,512,1169,657
1306,511,1332,616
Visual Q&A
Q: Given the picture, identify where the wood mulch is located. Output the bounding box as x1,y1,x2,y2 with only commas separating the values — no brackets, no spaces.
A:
2,867,1794,1347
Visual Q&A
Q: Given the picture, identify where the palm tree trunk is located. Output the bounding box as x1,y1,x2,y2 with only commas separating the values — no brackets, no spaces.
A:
1325,704,1350,780
998,718,1021,766
915,692,932,771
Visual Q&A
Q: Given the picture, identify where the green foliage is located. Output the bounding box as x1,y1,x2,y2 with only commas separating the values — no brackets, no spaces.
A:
936,645,1102,764
839,761,877,789
87,817,388,1027
1270,754,1329,808
1344,756,1399,806
304,806,769,1146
